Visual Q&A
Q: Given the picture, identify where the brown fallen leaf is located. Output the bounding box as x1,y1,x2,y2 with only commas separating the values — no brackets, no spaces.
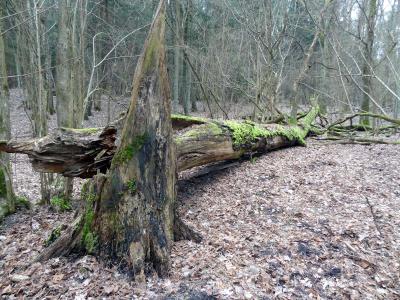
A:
1,285,12,295
52,273,65,282
104,285,116,295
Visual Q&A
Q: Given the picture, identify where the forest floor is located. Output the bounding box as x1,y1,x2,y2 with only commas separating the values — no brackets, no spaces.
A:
0,90,399,299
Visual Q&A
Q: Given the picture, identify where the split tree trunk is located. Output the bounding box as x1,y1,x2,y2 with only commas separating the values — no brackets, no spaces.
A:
37,0,180,278
93,0,176,277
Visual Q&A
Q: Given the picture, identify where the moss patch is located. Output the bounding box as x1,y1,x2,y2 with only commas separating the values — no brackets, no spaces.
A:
0,168,7,197
113,133,148,165
142,14,165,72
224,120,274,147
224,106,319,148
44,226,62,247
172,114,207,123
176,123,223,145
15,196,30,209
127,179,137,194
81,192,97,254
62,127,101,134
50,196,72,212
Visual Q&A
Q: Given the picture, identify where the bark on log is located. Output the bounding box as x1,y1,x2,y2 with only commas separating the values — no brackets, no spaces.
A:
0,127,117,178
0,108,319,178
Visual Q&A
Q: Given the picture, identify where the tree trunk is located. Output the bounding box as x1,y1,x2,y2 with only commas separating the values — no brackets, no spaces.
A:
57,0,86,199
43,15,55,116
182,0,192,115
360,0,377,126
30,0,50,203
290,1,332,120
56,0,74,129
0,3,15,221
172,0,182,112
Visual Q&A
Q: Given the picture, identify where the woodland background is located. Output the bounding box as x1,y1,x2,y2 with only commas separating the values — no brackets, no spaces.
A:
0,0,399,299
1,0,399,202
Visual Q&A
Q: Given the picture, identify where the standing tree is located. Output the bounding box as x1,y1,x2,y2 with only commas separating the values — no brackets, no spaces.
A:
56,0,88,198
172,0,182,113
0,3,15,221
13,0,52,203
39,0,199,279
360,0,378,125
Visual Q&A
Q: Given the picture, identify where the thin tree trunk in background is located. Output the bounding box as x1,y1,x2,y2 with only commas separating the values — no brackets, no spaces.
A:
182,1,192,115
73,0,87,127
291,0,332,120
95,0,110,112
56,0,74,128
184,52,192,115
319,6,333,115
14,52,21,89
253,48,261,121
14,2,33,112
31,0,50,203
85,96,93,120
392,1,400,121
0,4,15,221
43,16,55,115
291,30,320,120
360,0,377,126
56,0,75,199
173,0,182,112
93,66,102,112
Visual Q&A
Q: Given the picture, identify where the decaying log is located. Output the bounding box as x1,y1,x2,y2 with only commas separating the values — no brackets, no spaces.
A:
0,108,319,178
0,127,117,178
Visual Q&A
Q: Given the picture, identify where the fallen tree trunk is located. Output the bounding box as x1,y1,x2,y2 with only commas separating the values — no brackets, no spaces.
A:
0,108,319,178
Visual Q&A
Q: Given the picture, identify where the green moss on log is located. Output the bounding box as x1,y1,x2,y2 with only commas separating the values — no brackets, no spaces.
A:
171,114,207,123
175,122,223,145
61,127,102,134
225,106,319,147
224,120,271,147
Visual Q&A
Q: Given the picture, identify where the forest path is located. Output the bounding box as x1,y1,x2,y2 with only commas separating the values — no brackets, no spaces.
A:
1,137,399,298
